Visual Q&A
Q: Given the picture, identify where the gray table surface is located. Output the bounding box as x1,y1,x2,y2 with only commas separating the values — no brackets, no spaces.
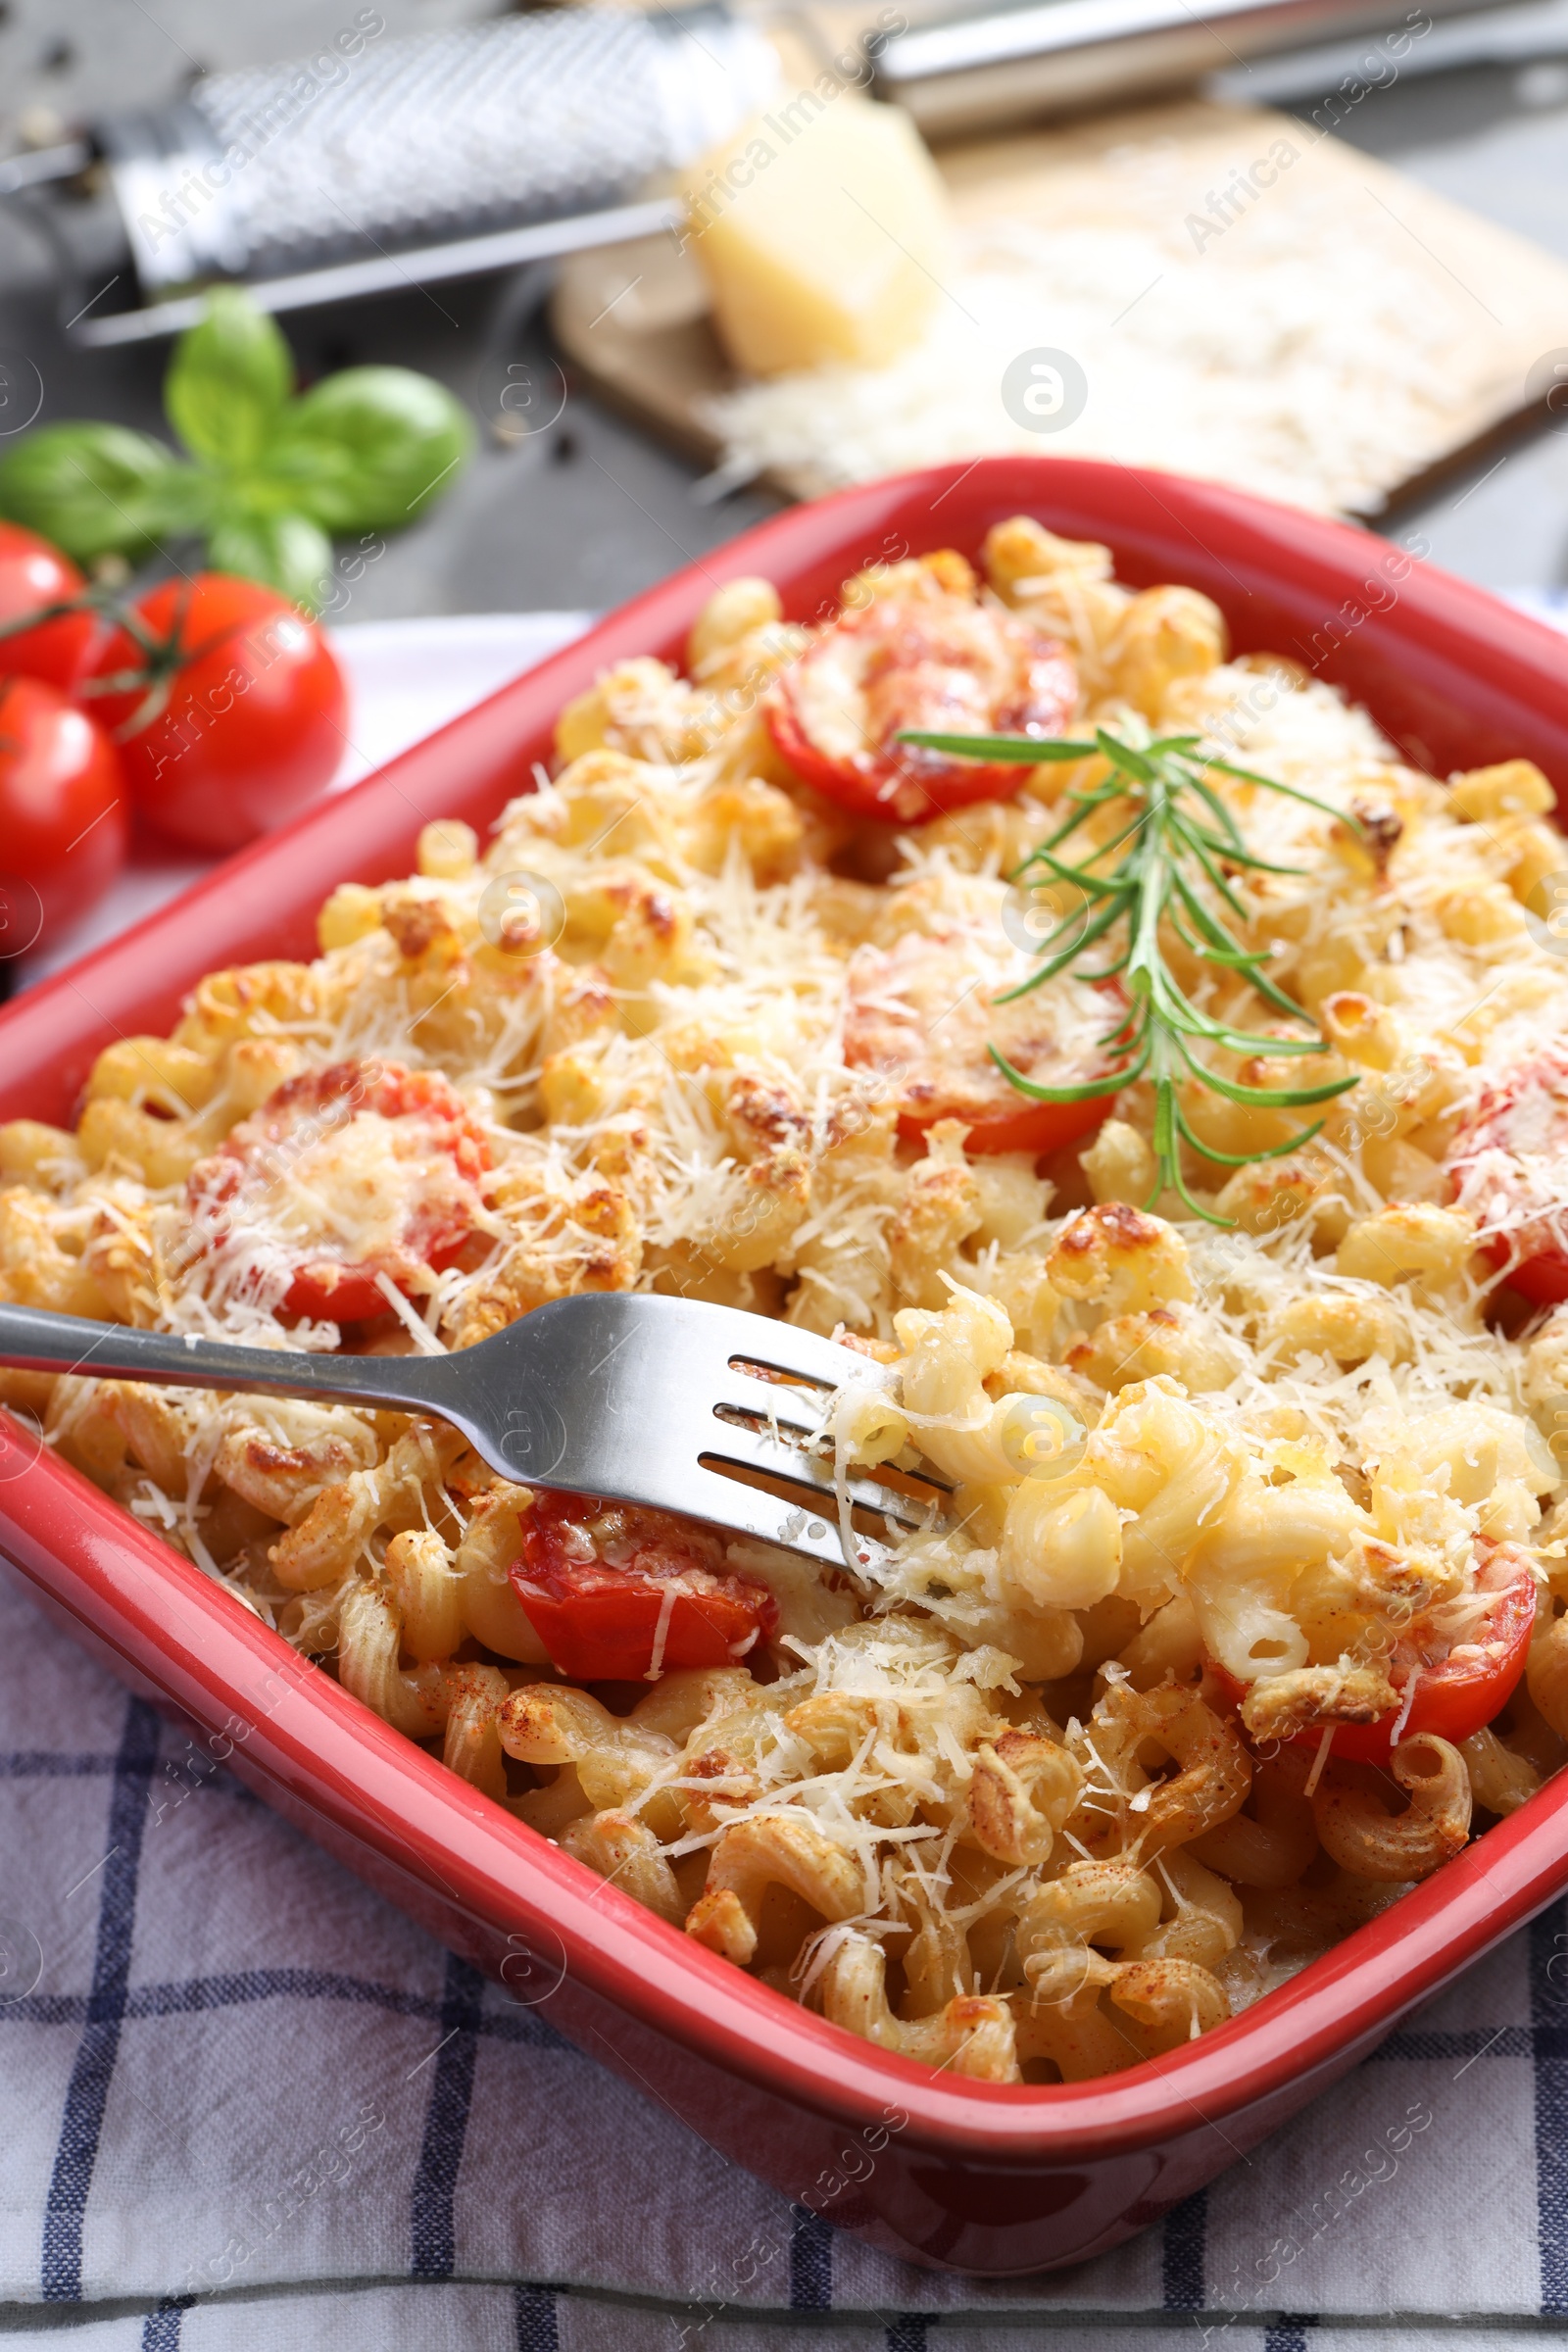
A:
0,1,1565,612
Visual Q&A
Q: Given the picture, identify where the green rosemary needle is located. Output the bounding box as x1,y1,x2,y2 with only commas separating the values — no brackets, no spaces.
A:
895,724,1359,1222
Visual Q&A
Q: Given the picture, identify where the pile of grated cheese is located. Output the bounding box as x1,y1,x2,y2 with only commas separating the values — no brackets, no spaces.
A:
701,133,1509,517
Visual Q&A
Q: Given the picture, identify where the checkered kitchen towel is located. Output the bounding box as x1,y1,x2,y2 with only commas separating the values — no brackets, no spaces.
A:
0,1554,1560,2349
3,603,1568,2349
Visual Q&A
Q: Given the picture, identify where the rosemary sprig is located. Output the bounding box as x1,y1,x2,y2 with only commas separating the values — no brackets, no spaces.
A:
895,724,1358,1222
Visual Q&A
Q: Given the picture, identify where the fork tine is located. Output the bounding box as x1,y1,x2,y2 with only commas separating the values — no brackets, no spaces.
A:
715,1368,828,1433
674,1463,895,1573
711,1397,952,1488
700,1419,944,1531
714,1319,894,1394
477,1294,945,1567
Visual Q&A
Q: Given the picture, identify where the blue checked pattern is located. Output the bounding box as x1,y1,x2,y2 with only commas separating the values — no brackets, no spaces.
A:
2,600,1566,2348
0,1544,1559,2347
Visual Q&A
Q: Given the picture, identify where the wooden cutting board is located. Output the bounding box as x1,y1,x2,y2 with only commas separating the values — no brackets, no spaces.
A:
552,97,1568,517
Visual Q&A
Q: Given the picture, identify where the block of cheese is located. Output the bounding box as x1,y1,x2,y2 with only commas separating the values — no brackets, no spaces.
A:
679,94,951,377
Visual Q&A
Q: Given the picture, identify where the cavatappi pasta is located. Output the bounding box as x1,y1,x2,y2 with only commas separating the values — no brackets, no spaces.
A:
8,517,1568,2085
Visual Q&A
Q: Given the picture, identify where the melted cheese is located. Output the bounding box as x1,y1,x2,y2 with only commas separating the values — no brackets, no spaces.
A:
12,551,1568,1666
844,889,1110,1122
789,624,873,762
11,534,1568,2064
243,1109,475,1268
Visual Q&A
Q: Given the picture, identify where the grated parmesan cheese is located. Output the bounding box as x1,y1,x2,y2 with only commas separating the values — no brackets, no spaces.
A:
8,524,1568,2085
701,137,1527,519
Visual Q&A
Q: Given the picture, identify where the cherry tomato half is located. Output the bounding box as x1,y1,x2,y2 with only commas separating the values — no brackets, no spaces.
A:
1211,1543,1537,1765
0,523,105,694
187,1059,491,1325
0,675,126,954
85,573,346,852
1448,1049,1568,1303
842,901,1121,1156
766,587,1077,824
1496,1246,1568,1306
510,1491,779,1682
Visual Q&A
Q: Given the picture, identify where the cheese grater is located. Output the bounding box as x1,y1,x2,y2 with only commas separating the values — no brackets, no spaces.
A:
1,7,778,344
2,0,1535,343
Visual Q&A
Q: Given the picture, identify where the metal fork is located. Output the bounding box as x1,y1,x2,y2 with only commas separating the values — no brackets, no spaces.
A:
0,1295,951,1570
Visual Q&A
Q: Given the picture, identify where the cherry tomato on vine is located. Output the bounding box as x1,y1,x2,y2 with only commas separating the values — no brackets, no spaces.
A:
0,676,127,953
766,588,1078,825
0,522,105,694
510,1492,779,1682
84,573,346,852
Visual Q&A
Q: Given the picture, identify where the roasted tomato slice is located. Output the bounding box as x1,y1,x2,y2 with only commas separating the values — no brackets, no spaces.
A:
1211,1544,1537,1764
188,1058,492,1324
510,1491,779,1681
843,887,1122,1155
766,583,1076,823
1496,1248,1568,1308
1448,1048,1568,1302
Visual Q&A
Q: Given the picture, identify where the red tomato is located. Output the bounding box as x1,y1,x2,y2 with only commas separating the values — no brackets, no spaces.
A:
0,676,126,953
187,1059,491,1324
766,588,1077,824
1212,1543,1537,1765
906,1096,1111,1157
0,524,104,693
842,907,1121,1156
510,1491,779,1682
1447,1049,1568,1302
84,574,346,852
1500,1248,1568,1307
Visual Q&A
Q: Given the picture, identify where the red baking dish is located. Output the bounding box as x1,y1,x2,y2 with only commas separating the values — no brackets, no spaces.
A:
5,457,1568,2277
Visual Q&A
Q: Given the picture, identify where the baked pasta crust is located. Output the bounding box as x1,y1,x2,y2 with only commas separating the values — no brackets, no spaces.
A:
8,523,1568,2085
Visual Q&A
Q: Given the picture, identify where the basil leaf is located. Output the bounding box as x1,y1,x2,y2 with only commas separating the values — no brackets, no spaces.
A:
262,367,472,531
206,509,333,612
166,288,294,470
0,421,188,563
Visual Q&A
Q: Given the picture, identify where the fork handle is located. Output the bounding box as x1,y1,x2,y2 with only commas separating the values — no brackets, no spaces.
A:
0,1299,458,1421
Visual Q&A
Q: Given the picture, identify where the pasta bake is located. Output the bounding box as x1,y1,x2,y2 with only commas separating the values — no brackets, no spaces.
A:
6,516,1568,2086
